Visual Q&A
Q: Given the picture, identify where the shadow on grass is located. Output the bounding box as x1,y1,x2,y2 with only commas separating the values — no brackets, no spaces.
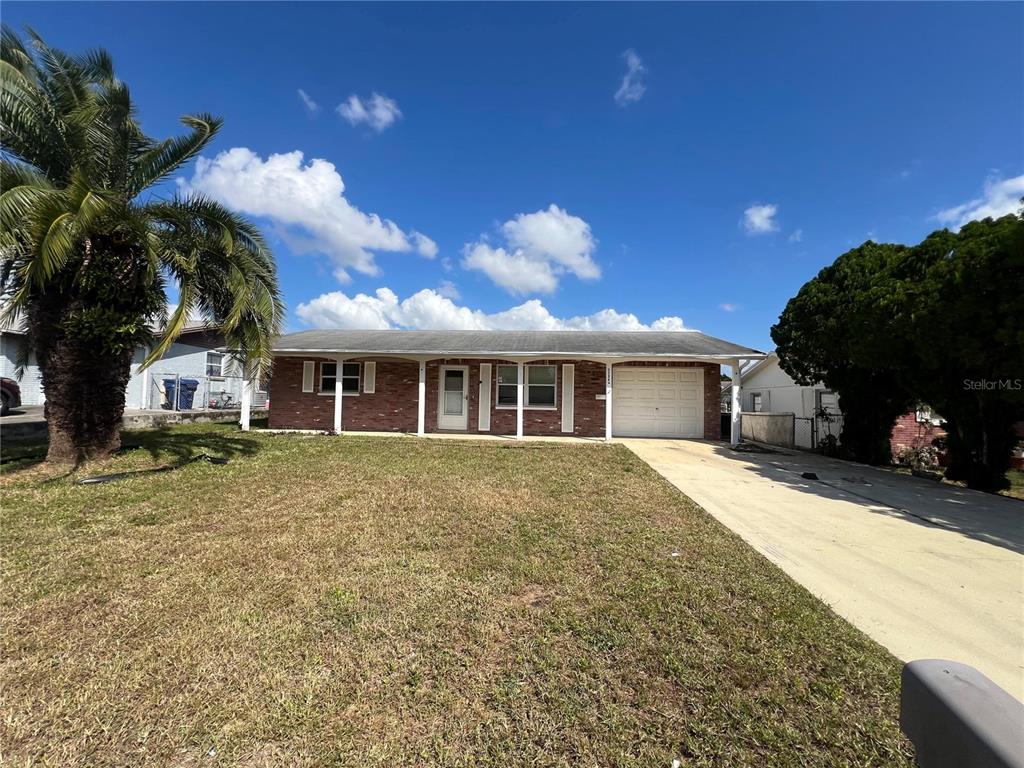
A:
117,424,263,464
2,422,265,478
0,438,49,471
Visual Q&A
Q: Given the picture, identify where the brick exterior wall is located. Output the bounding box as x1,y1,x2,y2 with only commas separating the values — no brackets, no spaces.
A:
268,355,721,440
268,357,419,432
890,412,946,454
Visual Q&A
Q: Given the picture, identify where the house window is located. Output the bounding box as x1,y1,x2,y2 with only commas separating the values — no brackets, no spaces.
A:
750,393,763,412
527,365,556,407
496,365,518,406
206,351,225,378
320,362,360,394
496,364,556,408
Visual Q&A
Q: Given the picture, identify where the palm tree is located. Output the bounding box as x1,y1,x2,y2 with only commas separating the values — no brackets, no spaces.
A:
0,28,282,463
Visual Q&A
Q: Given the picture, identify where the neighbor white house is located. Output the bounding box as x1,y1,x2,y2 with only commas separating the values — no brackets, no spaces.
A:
727,352,953,454
0,320,267,411
724,352,841,449
734,353,839,418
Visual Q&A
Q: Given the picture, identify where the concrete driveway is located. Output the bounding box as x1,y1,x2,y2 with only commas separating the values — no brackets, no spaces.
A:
622,438,1024,699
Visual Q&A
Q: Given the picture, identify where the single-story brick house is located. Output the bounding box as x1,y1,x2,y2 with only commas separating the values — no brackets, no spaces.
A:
252,329,765,443
890,409,946,455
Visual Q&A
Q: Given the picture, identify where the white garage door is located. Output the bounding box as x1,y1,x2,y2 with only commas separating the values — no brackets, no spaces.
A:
613,367,704,438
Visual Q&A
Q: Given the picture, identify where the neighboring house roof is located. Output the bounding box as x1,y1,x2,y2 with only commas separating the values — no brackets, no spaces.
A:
739,351,777,379
273,329,764,360
721,351,780,394
0,307,26,335
1,298,214,338
2,319,213,338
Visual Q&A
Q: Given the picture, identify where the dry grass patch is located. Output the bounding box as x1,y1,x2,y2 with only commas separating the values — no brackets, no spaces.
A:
2,424,912,766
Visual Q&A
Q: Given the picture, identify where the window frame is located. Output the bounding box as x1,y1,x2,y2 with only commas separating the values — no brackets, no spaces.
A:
206,350,225,379
318,361,361,396
495,364,557,410
750,392,763,412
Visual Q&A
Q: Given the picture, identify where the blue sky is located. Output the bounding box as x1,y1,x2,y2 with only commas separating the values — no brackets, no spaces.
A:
7,2,1024,350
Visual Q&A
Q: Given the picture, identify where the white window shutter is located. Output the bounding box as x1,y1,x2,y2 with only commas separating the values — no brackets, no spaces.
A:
301,361,315,393
364,362,376,393
561,364,574,433
478,363,492,431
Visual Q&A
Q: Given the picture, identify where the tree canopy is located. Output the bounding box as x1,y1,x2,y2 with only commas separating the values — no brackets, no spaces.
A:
772,212,1024,490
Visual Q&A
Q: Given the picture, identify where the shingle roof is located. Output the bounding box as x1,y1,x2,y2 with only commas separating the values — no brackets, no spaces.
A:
273,329,764,359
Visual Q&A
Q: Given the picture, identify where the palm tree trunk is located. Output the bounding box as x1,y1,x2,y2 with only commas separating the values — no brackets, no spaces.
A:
38,329,134,464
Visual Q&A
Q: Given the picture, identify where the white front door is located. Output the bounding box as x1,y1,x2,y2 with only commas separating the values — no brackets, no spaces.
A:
613,367,704,438
438,365,469,430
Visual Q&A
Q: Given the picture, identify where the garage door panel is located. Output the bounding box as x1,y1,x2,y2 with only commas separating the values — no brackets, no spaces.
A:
621,370,656,383
620,405,658,418
612,367,704,438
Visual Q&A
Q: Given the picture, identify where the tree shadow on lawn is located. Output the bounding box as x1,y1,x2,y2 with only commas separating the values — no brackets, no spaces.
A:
0,438,50,471
121,423,263,464
706,442,1024,556
2,423,264,480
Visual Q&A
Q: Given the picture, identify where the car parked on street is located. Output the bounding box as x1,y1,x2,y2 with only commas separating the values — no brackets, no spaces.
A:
1,377,22,416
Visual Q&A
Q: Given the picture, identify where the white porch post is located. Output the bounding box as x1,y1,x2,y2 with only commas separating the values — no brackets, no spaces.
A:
604,362,613,442
516,361,524,439
417,360,427,437
334,356,345,434
730,362,742,447
240,361,253,432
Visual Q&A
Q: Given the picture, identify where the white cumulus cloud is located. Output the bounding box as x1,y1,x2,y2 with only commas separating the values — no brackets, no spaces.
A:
462,244,559,295
179,148,436,283
462,204,600,295
297,89,318,113
295,287,689,332
935,174,1024,230
337,93,402,132
743,203,779,235
615,49,647,106
436,280,460,300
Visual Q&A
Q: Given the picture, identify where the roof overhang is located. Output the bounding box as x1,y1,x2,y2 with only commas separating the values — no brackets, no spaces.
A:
271,329,766,363
272,349,766,365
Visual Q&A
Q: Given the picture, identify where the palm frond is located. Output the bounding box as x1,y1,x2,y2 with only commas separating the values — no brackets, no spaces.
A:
0,25,36,81
128,113,222,196
142,282,194,367
25,26,92,114
0,50,71,178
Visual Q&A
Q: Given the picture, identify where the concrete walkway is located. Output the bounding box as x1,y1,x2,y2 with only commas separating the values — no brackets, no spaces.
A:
622,438,1024,699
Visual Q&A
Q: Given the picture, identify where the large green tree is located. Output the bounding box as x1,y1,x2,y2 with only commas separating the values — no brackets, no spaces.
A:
772,214,1024,491
889,215,1024,490
771,242,916,465
0,29,282,463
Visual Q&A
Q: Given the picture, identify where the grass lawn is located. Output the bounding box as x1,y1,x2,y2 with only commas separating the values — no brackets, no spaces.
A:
1003,469,1024,500
1,424,912,766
